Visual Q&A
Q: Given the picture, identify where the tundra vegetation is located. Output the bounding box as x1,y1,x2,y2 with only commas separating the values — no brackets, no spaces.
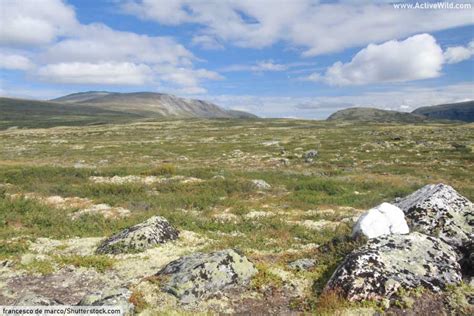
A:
0,118,472,314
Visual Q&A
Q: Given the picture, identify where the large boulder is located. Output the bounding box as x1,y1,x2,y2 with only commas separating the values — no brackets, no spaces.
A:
156,249,257,304
395,184,473,249
325,233,461,301
78,288,134,315
352,202,409,239
96,216,179,254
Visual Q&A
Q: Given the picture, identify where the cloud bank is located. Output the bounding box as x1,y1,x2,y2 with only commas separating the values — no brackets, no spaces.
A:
0,0,221,93
121,0,473,56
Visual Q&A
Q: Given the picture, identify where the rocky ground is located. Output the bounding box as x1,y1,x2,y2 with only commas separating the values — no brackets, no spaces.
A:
0,119,473,315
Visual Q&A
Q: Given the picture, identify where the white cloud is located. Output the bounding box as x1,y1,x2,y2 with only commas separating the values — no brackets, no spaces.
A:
309,34,444,86
37,62,153,85
0,0,78,46
121,0,474,56
191,35,224,50
122,0,192,25
154,65,223,93
444,41,474,64
221,60,288,72
0,52,34,70
253,60,287,72
41,23,195,66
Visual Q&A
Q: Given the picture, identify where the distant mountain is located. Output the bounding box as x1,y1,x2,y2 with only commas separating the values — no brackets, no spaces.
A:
327,107,427,123
412,100,474,122
52,91,257,119
0,96,143,129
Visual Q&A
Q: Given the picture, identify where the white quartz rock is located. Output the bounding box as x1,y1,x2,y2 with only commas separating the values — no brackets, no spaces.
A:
352,202,409,239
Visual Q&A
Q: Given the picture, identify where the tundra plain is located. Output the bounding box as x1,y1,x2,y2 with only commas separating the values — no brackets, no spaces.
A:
0,119,473,314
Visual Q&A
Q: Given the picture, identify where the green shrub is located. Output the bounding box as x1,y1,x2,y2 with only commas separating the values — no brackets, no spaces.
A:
145,164,176,176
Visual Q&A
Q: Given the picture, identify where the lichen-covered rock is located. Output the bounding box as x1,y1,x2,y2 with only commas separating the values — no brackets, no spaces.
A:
395,184,473,249
96,216,179,254
303,149,318,163
325,233,461,301
288,258,316,271
352,203,409,239
251,179,271,190
156,249,257,304
78,288,134,315
15,293,62,305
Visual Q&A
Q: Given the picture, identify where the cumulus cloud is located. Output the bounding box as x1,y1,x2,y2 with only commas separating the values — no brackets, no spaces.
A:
37,62,153,85
121,0,473,56
444,41,474,64
309,34,444,86
0,0,78,46
0,52,34,70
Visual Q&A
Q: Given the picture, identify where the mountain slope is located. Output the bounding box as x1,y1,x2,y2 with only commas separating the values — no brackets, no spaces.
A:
412,100,474,122
0,97,144,130
52,91,257,118
327,107,427,123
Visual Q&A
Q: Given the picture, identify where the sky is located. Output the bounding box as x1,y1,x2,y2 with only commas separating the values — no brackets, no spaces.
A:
0,0,473,119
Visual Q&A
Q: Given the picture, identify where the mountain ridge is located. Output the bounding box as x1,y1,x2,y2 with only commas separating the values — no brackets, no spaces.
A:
412,100,474,122
327,101,474,123
326,107,428,123
51,91,257,119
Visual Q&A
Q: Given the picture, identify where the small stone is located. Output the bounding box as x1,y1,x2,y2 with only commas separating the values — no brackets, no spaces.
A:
96,216,179,254
288,258,316,271
303,149,318,162
78,288,133,315
251,179,271,190
279,158,290,166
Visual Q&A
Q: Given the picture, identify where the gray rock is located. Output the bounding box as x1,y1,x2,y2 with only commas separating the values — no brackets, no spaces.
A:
78,288,133,315
288,258,316,271
251,179,271,190
156,249,257,304
96,216,179,254
279,158,290,166
303,149,318,162
15,293,62,305
325,232,462,301
395,183,473,250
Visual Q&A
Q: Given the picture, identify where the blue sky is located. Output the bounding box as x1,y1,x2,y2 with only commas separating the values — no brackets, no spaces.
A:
0,0,473,118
